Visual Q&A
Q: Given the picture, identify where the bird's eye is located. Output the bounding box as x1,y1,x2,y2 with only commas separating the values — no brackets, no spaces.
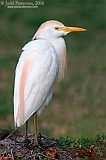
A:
55,27,59,30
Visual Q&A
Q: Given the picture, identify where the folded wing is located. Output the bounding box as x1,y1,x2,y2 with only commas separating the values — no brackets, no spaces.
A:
14,40,58,127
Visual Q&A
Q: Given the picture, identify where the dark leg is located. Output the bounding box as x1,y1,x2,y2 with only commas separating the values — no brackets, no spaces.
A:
34,114,38,144
25,120,28,141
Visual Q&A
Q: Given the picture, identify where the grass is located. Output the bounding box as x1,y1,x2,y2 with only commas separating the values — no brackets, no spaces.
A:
56,134,106,147
56,134,106,159
0,0,106,138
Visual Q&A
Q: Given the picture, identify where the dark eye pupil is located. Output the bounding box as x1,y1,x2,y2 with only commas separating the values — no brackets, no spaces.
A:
55,27,59,30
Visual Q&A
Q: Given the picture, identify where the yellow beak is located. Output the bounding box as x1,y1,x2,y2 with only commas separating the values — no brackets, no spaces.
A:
56,26,87,32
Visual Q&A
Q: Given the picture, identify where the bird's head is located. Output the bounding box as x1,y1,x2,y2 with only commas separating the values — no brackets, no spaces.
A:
33,20,87,40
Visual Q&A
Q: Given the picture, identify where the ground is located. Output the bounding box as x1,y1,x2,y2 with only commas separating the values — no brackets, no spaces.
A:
0,129,105,160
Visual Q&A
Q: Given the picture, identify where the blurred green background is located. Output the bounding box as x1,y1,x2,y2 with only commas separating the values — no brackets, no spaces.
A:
0,0,106,138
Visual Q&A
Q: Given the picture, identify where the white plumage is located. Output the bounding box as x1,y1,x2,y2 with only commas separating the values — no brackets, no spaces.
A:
14,39,59,127
13,20,86,142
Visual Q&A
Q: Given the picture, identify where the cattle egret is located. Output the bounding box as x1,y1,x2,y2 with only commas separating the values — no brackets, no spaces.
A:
14,20,86,143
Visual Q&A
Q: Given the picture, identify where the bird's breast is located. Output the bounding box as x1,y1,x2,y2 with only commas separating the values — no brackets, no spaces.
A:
50,38,67,82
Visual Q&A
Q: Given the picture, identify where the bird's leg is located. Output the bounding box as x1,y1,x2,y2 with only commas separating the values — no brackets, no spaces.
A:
34,113,38,144
25,120,28,142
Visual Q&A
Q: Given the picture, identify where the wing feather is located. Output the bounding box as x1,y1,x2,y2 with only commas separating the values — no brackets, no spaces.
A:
14,40,58,127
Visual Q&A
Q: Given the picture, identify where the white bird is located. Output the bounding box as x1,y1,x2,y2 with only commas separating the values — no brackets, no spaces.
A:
14,20,86,143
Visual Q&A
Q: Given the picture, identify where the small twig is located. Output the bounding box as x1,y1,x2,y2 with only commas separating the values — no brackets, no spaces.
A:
4,128,18,140
1,151,6,157
10,149,14,160
22,149,30,158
